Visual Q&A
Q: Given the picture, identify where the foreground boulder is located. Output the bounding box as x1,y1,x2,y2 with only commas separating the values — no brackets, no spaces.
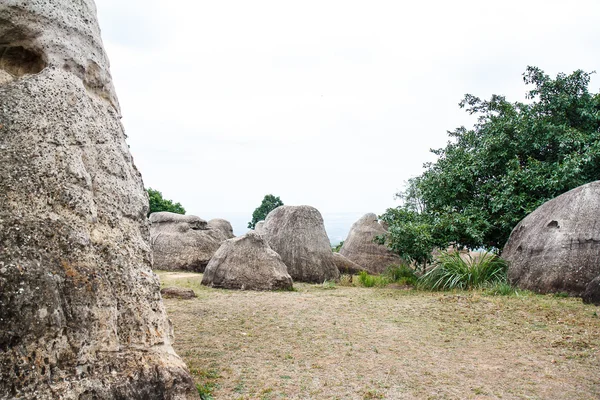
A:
340,213,402,274
202,232,293,290
504,181,600,296
262,206,339,283
150,212,222,272
0,1,197,398
208,218,235,240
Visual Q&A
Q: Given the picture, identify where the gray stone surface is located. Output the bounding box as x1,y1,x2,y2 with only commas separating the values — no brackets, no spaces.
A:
332,252,371,275
504,181,600,296
582,276,600,306
261,206,339,283
0,1,197,398
208,218,235,240
340,213,402,274
202,232,293,291
150,212,222,272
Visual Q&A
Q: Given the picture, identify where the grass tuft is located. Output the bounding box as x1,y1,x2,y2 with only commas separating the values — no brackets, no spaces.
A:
419,251,507,290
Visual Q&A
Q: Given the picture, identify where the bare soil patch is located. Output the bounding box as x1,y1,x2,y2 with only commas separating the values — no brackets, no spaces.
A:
156,271,600,399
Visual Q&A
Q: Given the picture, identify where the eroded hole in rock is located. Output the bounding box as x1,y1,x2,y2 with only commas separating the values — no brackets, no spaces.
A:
547,220,560,229
0,46,46,77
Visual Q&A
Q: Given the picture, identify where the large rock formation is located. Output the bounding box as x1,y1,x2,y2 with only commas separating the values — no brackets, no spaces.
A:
332,252,371,275
202,232,293,291
150,212,222,272
339,213,402,274
207,218,235,240
261,205,339,283
0,2,197,398
504,181,600,296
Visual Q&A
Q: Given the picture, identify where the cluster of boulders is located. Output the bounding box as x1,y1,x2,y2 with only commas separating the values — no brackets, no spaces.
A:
503,180,600,305
150,206,402,291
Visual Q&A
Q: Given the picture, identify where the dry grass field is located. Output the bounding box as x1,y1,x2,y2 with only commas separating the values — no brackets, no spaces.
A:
156,271,600,400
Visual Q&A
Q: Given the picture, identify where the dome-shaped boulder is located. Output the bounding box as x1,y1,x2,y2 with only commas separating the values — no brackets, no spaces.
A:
339,213,402,274
150,212,222,272
208,218,235,240
202,232,293,291
262,206,339,283
503,181,600,295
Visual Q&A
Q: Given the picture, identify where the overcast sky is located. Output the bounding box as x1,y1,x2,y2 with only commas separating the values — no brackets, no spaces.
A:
95,0,600,222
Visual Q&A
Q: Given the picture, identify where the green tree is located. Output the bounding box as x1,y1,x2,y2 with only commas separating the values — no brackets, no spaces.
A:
146,188,186,217
248,194,284,229
387,66,600,252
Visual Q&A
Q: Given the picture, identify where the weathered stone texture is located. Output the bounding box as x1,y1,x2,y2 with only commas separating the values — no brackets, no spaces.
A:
504,181,600,296
261,205,339,283
202,231,293,291
0,1,197,398
150,212,222,272
340,213,402,274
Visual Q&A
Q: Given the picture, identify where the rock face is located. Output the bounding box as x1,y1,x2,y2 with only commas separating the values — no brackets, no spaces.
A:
254,220,265,234
150,212,222,272
340,213,402,274
261,205,339,283
332,253,370,275
202,232,293,291
582,276,600,306
208,218,235,240
504,181,600,296
0,1,197,399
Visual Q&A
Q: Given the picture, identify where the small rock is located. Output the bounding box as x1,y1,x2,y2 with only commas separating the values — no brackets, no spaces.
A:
160,287,197,299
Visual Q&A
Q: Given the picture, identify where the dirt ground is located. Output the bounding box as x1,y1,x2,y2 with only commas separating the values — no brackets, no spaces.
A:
157,271,600,400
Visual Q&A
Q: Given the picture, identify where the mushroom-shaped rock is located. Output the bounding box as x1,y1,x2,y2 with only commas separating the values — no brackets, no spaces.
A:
339,213,402,274
262,206,340,283
202,232,293,291
332,252,372,275
582,276,600,306
150,212,222,272
208,218,235,239
0,1,196,397
504,181,600,295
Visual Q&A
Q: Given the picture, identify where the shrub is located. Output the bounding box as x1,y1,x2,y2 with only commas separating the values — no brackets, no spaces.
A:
383,265,418,286
419,251,507,290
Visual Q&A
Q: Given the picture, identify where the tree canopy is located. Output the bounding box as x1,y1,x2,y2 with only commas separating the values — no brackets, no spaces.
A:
248,194,284,229
147,188,186,217
382,66,600,255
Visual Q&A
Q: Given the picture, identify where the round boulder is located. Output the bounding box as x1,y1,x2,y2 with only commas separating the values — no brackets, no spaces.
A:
504,181,600,295
208,218,235,240
150,212,222,272
262,205,340,283
202,232,293,291
339,213,402,274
